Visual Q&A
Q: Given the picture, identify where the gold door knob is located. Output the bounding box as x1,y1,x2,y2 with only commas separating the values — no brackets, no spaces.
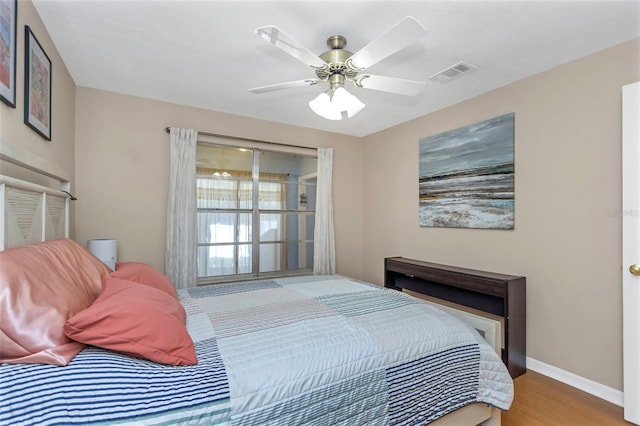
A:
630,264,640,276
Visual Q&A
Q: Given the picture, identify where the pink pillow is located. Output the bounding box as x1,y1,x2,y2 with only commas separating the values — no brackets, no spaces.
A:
64,276,197,366
0,239,111,365
110,262,177,298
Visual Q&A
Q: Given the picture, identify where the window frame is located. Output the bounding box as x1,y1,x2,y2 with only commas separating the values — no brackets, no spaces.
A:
196,143,317,285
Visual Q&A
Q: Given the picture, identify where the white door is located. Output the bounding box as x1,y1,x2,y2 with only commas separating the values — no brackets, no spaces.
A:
623,81,640,425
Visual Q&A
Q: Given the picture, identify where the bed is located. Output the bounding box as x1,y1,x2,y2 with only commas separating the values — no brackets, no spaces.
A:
0,146,513,425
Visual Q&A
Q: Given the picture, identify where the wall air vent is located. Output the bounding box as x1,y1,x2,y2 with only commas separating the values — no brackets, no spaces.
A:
429,61,477,83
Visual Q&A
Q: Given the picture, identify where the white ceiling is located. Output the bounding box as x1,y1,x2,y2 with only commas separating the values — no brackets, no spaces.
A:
33,0,640,137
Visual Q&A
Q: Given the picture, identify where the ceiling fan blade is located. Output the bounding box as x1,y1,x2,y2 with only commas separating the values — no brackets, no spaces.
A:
255,26,328,69
354,74,425,96
347,16,427,71
249,79,320,94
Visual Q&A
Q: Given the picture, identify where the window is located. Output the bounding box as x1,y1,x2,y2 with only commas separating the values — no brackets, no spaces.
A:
196,144,317,283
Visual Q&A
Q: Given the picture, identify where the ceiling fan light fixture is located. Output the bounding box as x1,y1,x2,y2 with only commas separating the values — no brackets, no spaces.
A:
332,87,365,118
308,87,366,120
309,92,342,120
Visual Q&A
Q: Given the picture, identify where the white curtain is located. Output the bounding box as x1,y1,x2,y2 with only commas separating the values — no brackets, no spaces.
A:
166,128,198,289
313,147,336,275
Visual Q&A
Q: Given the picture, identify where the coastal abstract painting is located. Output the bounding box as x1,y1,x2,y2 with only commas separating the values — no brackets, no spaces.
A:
419,113,514,229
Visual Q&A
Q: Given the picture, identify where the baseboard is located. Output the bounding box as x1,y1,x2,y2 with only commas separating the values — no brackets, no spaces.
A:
526,357,624,407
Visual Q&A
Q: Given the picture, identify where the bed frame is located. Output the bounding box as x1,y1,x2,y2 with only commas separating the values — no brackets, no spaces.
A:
0,143,71,251
0,143,504,425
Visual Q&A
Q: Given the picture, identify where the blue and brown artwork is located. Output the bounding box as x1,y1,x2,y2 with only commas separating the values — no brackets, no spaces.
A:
419,113,515,229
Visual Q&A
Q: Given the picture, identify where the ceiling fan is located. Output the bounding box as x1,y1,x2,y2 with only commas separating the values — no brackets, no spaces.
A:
249,16,427,120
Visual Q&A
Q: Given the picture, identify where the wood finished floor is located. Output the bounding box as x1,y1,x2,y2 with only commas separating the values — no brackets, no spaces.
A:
501,370,629,425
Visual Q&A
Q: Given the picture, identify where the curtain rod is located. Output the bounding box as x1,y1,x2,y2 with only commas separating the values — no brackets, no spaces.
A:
165,127,317,151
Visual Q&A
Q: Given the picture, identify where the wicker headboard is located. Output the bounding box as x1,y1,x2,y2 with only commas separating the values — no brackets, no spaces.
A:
0,143,72,250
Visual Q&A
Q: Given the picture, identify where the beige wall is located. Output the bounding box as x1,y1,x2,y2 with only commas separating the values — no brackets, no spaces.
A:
74,88,364,278
361,38,640,391
0,0,76,187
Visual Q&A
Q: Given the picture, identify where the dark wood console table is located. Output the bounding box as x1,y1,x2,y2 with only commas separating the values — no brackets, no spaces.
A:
384,257,526,378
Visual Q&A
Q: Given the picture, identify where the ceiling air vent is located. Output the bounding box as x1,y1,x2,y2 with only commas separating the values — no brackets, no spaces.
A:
429,61,477,83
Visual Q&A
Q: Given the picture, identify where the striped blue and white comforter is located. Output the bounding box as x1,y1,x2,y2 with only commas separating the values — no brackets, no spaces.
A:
1,275,513,425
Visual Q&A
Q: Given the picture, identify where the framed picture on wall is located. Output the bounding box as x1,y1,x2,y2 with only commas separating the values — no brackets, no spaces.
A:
418,113,515,229
0,0,17,107
24,25,52,141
